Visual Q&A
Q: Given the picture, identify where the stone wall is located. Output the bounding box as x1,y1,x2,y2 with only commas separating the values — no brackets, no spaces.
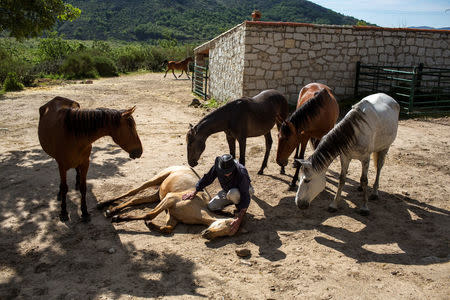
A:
196,24,246,102
195,22,450,104
243,22,450,104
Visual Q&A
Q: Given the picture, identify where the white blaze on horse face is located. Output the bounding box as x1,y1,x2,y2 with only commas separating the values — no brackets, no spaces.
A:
295,162,326,209
201,219,232,239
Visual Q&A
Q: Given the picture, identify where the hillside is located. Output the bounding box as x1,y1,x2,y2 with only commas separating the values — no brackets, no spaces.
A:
58,0,367,43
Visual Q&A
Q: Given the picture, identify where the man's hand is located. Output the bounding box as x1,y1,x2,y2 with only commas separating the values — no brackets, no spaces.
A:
182,190,197,200
229,208,247,235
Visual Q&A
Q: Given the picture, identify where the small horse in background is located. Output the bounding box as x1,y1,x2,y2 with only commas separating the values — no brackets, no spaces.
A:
97,166,235,239
294,93,400,215
276,83,339,190
38,96,143,222
163,57,193,79
186,89,289,175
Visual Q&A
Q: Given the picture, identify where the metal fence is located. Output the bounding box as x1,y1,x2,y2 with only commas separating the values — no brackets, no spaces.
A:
192,64,209,100
354,62,450,115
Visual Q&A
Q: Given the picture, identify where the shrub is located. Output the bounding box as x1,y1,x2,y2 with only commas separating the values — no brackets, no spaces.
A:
61,52,98,79
93,56,118,77
3,72,24,92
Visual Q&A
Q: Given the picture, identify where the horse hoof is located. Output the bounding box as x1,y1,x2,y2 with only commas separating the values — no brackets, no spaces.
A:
59,213,69,222
359,209,370,216
369,194,379,201
328,206,338,213
96,202,107,210
111,215,122,223
81,214,91,222
105,209,113,217
257,170,263,175
288,185,297,191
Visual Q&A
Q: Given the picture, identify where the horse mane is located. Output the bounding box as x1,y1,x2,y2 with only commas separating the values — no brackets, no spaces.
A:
310,108,368,171
64,107,123,136
282,89,330,135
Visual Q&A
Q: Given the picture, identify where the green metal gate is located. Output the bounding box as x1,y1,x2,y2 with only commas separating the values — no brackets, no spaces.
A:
192,64,209,100
354,62,450,115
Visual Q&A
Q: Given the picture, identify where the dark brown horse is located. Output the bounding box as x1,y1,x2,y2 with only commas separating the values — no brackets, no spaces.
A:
186,89,288,174
276,83,339,190
38,96,143,222
164,57,193,79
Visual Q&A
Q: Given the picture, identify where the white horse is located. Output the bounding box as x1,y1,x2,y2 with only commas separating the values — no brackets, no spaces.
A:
294,93,400,215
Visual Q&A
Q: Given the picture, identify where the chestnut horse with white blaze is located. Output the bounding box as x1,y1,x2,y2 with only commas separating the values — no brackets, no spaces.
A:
276,83,339,190
164,57,193,79
294,93,400,215
97,166,235,239
38,96,142,222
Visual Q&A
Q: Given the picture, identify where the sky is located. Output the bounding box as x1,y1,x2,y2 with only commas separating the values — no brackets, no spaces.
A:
310,0,450,28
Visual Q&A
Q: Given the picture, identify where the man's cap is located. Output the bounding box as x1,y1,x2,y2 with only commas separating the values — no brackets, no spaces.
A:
218,154,236,174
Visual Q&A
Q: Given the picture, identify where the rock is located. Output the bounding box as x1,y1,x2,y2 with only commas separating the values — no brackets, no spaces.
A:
239,259,252,266
108,247,116,254
235,248,251,257
189,98,201,107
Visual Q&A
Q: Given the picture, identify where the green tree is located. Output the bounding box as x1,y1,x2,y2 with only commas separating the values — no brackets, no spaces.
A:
0,0,81,39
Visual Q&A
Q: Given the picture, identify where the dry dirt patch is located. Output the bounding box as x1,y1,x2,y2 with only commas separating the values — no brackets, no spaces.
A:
0,73,449,299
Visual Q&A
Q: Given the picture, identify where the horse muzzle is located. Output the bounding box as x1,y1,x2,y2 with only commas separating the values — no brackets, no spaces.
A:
297,200,310,210
129,148,142,159
188,160,198,167
201,229,213,239
276,158,288,167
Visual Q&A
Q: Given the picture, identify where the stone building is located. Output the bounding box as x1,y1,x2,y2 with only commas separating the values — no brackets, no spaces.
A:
194,21,450,104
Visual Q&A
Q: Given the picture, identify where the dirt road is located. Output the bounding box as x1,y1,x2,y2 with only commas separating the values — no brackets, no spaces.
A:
0,73,449,299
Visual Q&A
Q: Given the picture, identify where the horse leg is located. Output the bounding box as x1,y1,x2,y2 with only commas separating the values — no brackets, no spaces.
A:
289,140,307,191
370,148,389,200
226,133,236,159
75,167,80,190
238,137,247,166
105,190,160,217
328,155,350,212
57,165,69,222
145,213,178,234
97,171,168,209
178,69,184,78
258,132,272,175
186,68,191,79
112,194,177,223
78,159,90,222
359,158,371,215
164,68,169,78
172,69,177,79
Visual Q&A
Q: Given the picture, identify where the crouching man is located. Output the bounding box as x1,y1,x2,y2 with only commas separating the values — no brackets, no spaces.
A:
182,154,254,235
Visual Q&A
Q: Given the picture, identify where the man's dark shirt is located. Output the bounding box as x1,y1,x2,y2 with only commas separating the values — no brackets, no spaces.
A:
195,157,251,211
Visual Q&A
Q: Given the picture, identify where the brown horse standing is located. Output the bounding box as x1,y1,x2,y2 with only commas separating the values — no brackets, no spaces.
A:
276,83,339,190
38,96,143,222
164,57,193,79
186,89,288,174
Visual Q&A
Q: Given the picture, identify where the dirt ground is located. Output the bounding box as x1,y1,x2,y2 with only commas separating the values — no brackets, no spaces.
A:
0,72,449,300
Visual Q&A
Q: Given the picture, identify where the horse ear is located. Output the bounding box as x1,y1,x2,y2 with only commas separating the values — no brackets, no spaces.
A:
121,106,136,118
293,159,309,170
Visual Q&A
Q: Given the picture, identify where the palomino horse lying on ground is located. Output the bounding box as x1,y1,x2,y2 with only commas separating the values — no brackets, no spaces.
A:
163,57,193,79
294,93,399,215
276,83,339,190
97,166,235,239
38,96,142,222
186,89,288,174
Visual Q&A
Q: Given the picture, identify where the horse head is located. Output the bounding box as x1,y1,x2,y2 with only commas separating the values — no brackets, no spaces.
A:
186,124,205,167
294,159,326,209
201,218,234,239
276,120,298,167
111,106,143,159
